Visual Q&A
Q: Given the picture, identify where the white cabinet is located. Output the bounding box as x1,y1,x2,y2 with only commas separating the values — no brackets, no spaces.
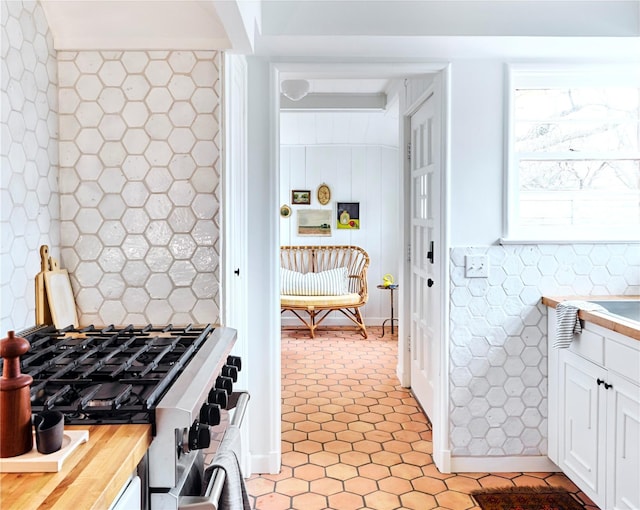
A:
548,310,640,510
558,349,606,501
606,372,640,510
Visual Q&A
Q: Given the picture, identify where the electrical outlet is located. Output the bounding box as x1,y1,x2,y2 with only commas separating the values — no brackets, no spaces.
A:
465,255,489,278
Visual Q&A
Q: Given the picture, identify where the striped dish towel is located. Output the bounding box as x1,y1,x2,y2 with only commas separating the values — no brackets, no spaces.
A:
553,300,607,349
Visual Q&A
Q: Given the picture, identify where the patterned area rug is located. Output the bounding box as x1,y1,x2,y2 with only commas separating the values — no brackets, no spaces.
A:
472,486,585,510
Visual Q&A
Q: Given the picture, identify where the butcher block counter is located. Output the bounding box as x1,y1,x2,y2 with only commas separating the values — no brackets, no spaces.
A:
0,424,151,510
542,295,640,341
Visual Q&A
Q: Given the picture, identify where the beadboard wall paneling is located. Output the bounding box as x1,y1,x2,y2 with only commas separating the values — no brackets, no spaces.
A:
280,110,400,324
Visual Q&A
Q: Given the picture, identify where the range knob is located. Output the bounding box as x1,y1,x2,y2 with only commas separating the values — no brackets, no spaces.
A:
222,364,238,382
199,403,221,426
226,355,242,371
188,420,210,451
208,387,228,409
215,375,233,395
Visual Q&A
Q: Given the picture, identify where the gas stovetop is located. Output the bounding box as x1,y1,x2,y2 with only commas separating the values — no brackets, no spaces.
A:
9,324,217,426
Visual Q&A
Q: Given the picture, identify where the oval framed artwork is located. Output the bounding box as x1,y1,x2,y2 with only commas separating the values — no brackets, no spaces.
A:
280,204,292,218
317,184,331,205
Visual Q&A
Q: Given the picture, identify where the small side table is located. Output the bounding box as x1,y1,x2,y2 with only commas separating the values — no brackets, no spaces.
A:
377,284,399,337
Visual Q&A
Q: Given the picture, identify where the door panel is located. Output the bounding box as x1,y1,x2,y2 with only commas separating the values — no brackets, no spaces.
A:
559,349,606,506
607,373,640,510
410,92,440,421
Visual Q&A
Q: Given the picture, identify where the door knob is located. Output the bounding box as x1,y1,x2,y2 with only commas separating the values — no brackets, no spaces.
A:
427,278,434,287
234,268,240,276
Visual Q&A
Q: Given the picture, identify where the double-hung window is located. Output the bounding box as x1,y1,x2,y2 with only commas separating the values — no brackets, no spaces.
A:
505,64,640,242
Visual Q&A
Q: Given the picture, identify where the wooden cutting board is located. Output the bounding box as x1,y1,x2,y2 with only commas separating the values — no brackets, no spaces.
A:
35,245,52,326
43,258,78,330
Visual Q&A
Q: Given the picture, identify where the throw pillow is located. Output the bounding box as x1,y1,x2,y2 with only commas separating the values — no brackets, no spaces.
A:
281,267,349,296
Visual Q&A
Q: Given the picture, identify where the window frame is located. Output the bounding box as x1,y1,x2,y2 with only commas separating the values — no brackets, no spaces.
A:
503,63,640,244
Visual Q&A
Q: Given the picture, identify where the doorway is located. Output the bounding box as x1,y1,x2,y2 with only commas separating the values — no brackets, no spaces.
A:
272,62,451,471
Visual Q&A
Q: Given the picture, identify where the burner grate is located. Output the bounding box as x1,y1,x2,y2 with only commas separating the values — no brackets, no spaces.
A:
8,323,216,426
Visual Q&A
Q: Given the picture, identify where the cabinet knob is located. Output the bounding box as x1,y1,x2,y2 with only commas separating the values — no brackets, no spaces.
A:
597,378,613,390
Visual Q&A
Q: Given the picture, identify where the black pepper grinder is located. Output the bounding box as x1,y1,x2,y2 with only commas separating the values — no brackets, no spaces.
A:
0,330,34,457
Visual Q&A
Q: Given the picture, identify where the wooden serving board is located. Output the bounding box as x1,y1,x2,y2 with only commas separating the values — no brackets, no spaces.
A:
35,245,53,326
0,430,89,473
43,257,78,329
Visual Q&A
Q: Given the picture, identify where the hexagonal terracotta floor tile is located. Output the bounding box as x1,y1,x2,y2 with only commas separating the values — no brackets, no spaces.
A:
364,489,402,510
378,475,413,495
327,491,364,510
246,328,595,510
309,477,344,496
293,463,325,482
274,477,309,497
291,491,327,510
343,476,378,496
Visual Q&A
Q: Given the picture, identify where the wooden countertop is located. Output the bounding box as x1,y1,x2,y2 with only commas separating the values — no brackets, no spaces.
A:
0,424,151,510
542,295,640,342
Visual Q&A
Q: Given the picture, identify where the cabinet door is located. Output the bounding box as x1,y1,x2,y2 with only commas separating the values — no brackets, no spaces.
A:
606,373,640,510
558,349,607,508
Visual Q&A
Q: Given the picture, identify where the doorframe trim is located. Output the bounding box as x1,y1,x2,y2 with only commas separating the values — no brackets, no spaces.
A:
221,52,252,475
269,59,452,471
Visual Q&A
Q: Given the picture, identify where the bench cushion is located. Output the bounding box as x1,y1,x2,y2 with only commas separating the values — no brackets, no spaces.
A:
281,267,348,296
281,293,362,308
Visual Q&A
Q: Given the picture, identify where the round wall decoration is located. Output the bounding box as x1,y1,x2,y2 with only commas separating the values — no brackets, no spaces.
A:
280,204,292,218
317,184,331,205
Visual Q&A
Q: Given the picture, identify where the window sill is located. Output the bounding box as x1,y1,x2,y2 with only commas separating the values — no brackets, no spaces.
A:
499,237,640,245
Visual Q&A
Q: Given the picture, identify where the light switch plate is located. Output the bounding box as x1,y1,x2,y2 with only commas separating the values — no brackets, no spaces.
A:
465,254,489,278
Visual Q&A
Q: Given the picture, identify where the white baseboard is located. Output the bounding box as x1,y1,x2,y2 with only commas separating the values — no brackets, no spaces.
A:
450,455,560,473
250,451,281,475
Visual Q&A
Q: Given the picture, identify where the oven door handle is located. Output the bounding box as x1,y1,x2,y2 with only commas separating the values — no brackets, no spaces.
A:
178,392,250,510
229,392,250,427
178,470,226,510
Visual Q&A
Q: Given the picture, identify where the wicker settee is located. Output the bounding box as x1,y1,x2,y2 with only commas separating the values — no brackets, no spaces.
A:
280,245,369,338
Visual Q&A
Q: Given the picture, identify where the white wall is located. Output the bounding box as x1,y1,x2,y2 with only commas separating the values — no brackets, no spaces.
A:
450,60,504,247
279,109,400,324
445,58,640,463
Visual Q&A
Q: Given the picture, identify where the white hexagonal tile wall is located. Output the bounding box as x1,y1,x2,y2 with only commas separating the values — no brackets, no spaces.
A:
98,115,126,143
145,87,173,113
75,102,104,127
448,244,639,457
121,52,148,74
0,0,60,335
168,52,196,73
99,273,126,299
145,273,173,299
122,75,150,101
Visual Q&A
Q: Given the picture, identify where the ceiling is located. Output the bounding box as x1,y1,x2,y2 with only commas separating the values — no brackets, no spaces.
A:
40,0,640,98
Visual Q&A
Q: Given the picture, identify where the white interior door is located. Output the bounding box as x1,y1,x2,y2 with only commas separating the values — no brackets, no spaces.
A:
409,90,441,421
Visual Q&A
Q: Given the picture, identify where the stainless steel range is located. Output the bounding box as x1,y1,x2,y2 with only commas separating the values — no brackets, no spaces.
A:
13,323,249,510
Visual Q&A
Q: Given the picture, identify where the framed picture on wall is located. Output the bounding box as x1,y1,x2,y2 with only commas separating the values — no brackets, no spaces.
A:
298,209,332,236
337,202,360,229
291,190,311,205
280,204,292,218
